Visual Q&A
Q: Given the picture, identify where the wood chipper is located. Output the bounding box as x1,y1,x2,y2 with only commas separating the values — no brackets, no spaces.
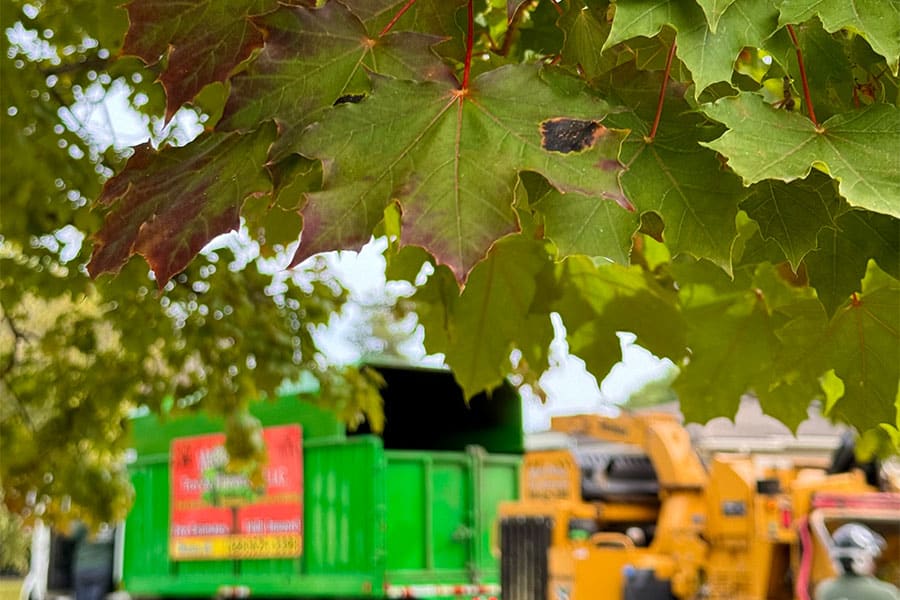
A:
497,411,899,600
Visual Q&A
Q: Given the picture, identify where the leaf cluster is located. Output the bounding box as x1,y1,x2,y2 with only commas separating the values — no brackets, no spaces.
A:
77,0,900,451
4,0,899,529
1,0,381,525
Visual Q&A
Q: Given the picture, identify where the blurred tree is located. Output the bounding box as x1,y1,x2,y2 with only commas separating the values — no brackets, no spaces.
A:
0,0,383,527
343,296,420,363
0,501,28,575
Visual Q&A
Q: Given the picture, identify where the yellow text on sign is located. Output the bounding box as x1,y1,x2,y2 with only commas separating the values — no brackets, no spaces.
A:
170,534,302,560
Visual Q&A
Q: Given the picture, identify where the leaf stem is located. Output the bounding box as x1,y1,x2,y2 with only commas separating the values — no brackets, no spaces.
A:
462,0,474,89
648,41,676,141
786,24,818,128
379,0,417,37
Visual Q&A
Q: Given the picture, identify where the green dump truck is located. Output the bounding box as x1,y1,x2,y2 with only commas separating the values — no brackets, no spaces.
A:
86,364,521,600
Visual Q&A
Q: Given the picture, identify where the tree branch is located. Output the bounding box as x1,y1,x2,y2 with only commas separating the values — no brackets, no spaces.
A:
0,312,36,432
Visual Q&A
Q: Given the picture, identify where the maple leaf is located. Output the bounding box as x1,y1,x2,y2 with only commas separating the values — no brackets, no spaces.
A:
558,0,615,80
296,64,628,282
88,125,275,286
740,170,846,270
344,0,466,59
552,257,686,385
243,156,319,256
805,209,900,316
516,168,637,262
122,0,279,121
775,264,900,431
533,186,639,263
745,264,821,430
410,260,458,356
672,260,782,425
696,0,738,33
777,0,900,76
765,19,857,122
442,236,554,397
217,2,454,162
601,66,747,271
703,93,900,219
604,0,781,98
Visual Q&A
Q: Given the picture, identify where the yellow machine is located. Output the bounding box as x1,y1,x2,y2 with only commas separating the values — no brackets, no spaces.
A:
498,412,899,600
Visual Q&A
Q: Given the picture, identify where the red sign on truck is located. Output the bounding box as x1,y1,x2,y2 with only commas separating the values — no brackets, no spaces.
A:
169,424,303,560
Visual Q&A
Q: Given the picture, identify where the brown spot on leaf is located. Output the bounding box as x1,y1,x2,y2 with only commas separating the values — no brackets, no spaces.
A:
540,118,607,153
597,158,622,171
334,93,366,105
776,261,808,287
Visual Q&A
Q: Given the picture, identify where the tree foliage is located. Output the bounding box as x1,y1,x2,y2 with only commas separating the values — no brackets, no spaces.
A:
4,0,900,523
1,0,384,525
75,0,896,448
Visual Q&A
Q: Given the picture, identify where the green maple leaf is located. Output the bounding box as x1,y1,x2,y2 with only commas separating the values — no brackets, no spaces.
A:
777,264,900,431
411,262,459,357
620,128,746,271
601,66,747,271
559,0,614,80
740,171,846,270
605,0,781,97
523,169,639,262
696,0,738,33
765,20,857,122
443,236,554,397
758,299,833,430
122,0,277,120
553,257,686,384
344,0,467,59
673,261,782,425
829,280,900,430
703,93,900,219
747,264,820,430
534,187,639,262
296,64,628,282
805,209,900,316
217,3,453,161
777,0,900,76
87,125,275,285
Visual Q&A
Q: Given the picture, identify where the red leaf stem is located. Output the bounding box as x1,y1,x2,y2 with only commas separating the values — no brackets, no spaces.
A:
648,41,676,141
379,0,417,37
786,24,819,128
462,0,474,89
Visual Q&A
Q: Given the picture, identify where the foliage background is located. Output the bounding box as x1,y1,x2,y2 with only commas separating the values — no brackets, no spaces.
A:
2,0,899,531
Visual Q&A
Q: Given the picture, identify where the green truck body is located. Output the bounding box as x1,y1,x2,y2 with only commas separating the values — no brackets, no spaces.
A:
122,365,523,599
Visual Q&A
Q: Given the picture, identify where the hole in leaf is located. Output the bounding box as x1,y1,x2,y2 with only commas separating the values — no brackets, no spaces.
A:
540,118,606,153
